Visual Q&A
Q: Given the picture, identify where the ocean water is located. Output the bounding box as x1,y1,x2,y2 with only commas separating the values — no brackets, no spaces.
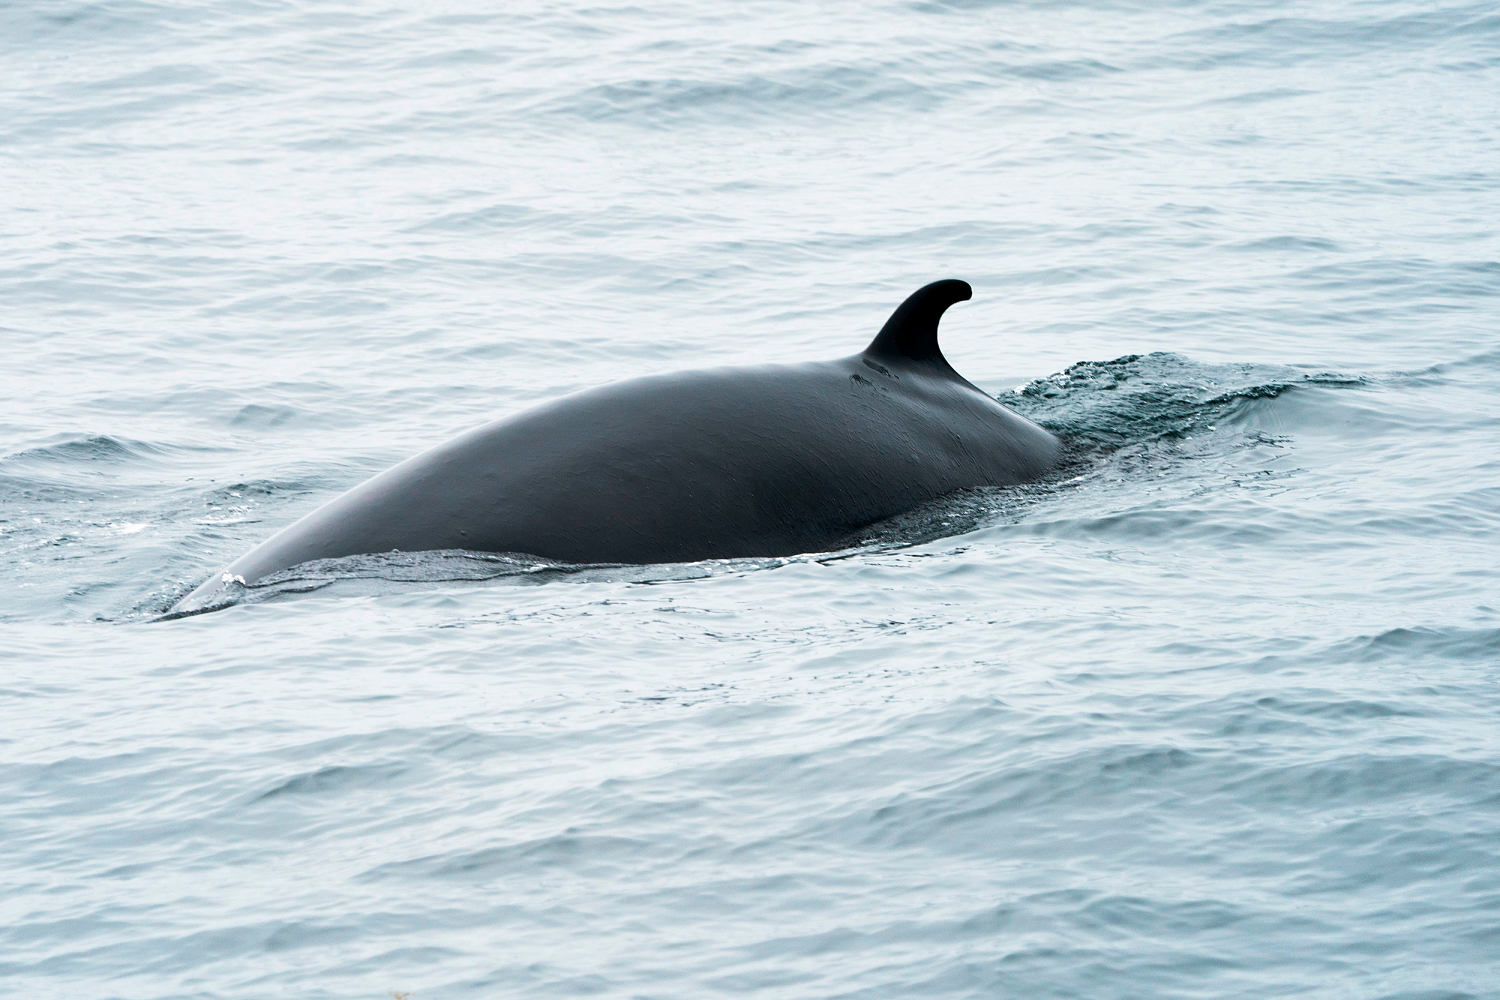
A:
3,0,1499,996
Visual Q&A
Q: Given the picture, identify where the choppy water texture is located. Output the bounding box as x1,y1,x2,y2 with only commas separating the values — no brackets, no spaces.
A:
3,0,1499,996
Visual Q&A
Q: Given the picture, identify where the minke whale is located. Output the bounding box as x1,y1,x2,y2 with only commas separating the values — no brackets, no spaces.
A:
181,279,1060,606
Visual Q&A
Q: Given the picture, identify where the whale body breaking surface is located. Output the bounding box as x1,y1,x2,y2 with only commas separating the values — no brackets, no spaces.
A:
181,280,1061,608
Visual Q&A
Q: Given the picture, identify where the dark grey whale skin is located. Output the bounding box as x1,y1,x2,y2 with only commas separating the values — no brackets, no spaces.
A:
182,280,1060,603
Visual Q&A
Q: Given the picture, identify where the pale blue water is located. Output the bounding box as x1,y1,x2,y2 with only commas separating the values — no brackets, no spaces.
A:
3,0,1499,996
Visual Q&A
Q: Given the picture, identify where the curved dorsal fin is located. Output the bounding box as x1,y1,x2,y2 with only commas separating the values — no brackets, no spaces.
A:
863,279,972,365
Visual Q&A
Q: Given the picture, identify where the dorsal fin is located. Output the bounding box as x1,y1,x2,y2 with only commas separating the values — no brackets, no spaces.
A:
863,279,972,365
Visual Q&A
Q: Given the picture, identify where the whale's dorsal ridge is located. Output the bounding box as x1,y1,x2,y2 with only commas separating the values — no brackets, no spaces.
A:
863,279,972,366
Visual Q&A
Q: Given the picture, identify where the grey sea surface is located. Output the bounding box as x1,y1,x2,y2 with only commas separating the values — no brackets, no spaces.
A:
3,0,1499,997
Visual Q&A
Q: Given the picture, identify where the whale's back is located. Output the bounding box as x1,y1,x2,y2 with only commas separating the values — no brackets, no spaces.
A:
182,281,1062,605
217,356,1057,582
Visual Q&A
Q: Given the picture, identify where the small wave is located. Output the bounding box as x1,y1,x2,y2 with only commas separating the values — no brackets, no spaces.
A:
1158,5,1500,70
1325,626,1500,667
252,762,408,803
200,479,305,505
1230,235,1344,254
3,0,205,46
227,404,304,429
851,742,1201,851
362,833,653,882
0,472,94,504
161,546,814,618
1388,346,1500,384
1218,753,1500,810
161,549,592,618
404,202,557,235
1252,695,1425,721
1006,57,1123,81
1194,86,1317,107
536,62,944,125
2,433,167,467
257,549,572,586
